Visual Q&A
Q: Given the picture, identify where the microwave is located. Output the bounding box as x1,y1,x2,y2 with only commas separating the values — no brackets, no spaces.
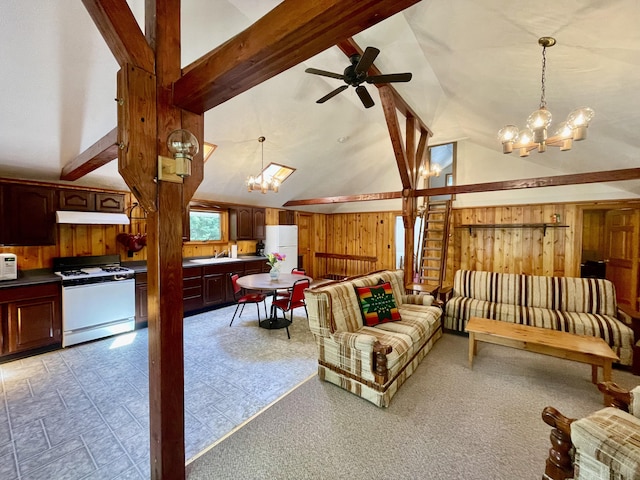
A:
0,253,17,280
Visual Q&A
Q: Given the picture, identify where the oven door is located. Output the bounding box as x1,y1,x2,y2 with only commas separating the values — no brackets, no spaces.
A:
62,278,135,347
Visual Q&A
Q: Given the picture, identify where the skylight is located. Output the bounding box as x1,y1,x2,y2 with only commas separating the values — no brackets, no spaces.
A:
259,162,295,185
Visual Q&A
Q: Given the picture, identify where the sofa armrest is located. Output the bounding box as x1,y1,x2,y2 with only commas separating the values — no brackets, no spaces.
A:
618,304,640,341
331,330,378,351
541,406,575,480
401,294,435,306
598,381,632,413
438,285,453,304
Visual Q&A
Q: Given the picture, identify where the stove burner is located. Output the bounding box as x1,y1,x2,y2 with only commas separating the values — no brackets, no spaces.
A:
102,266,130,273
61,270,89,277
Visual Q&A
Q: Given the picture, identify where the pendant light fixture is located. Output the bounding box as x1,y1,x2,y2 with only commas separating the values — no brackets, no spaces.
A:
498,37,595,157
246,136,280,193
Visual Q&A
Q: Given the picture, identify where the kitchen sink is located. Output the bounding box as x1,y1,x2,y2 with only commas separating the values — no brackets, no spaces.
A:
189,257,243,265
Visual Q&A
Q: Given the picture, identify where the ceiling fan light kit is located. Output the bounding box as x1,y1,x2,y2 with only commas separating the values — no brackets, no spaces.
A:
498,37,594,157
305,46,413,108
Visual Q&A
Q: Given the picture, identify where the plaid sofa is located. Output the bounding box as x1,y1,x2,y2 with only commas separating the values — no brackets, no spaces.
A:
304,269,442,407
543,385,640,480
444,270,635,366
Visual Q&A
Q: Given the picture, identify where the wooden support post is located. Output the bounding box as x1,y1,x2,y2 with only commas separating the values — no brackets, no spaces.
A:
403,191,417,287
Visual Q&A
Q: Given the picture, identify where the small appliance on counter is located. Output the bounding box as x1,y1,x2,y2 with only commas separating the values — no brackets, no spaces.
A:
0,253,18,281
256,240,265,256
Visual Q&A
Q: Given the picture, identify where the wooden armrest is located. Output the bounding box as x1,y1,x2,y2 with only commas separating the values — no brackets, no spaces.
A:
542,406,575,480
618,304,640,341
598,381,631,412
438,285,453,304
373,341,393,385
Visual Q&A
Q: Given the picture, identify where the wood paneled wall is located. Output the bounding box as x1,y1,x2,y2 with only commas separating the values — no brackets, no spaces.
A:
321,212,398,273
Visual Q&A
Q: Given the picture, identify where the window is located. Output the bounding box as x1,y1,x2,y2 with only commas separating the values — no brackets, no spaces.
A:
189,210,222,241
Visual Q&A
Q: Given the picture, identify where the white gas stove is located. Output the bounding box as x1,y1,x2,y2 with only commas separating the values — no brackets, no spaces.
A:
53,255,136,347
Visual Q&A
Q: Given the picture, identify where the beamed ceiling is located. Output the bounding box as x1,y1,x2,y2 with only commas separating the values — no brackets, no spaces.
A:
1,0,640,213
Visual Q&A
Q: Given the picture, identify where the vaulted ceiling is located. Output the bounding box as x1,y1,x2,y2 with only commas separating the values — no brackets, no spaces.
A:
2,1,639,213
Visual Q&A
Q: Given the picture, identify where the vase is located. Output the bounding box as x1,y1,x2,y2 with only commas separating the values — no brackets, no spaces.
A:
269,266,280,280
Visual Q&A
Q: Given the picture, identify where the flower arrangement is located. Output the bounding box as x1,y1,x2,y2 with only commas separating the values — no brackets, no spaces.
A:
266,252,286,269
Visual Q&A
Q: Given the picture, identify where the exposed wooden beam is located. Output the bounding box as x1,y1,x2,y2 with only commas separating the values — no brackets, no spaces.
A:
414,168,640,197
415,130,428,187
81,0,154,71
283,191,402,207
337,37,433,137
284,168,640,206
59,127,118,181
406,116,417,189
380,85,412,189
173,0,420,114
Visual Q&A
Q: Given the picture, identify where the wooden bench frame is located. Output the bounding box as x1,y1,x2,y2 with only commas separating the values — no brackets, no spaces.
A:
465,317,619,384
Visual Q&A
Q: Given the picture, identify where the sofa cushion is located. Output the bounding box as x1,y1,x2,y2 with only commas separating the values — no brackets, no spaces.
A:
376,304,441,345
355,282,402,326
453,270,617,316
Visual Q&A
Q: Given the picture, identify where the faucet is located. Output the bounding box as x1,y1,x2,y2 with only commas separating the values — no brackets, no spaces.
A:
214,250,228,258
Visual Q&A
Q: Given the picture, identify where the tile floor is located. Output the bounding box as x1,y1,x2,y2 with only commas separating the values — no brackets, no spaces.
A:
0,302,318,480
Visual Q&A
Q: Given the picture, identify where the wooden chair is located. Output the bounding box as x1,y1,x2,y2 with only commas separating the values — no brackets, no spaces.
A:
542,382,640,480
271,278,310,339
229,273,268,327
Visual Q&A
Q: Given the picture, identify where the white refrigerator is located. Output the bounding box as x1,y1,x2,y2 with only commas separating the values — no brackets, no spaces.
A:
264,225,298,273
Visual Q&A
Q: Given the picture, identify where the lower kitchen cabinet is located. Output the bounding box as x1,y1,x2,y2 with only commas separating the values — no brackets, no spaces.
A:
135,272,148,329
183,267,204,313
0,282,61,358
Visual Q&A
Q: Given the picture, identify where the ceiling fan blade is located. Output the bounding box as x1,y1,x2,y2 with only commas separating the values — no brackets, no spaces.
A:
316,85,348,103
355,86,375,109
354,46,380,74
366,72,413,84
305,68,344,80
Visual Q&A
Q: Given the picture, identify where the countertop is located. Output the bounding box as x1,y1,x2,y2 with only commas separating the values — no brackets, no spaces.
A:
0,255,268,289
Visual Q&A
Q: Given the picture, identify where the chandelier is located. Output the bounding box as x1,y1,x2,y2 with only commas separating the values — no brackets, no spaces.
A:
498,37,594,157
246,136,280,193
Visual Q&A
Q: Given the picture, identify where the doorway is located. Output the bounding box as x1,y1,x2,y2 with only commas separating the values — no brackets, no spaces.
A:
581,207,639,310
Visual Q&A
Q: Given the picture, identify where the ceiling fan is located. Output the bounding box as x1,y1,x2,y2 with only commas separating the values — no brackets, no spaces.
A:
305,46,413,109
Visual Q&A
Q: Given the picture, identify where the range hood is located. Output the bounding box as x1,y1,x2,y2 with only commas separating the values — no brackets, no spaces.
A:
56,211,130,225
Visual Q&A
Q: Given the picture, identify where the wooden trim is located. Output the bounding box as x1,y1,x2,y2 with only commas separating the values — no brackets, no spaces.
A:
284,168,640,206
315,252,378,262
172,0,420,114
60,128,118,181
81,0,154,71
380,86,412,189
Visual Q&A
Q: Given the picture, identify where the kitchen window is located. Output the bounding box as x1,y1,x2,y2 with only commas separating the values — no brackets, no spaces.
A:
189,210,223,241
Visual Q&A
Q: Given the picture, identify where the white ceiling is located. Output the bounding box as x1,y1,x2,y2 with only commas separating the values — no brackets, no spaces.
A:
1,1,639,213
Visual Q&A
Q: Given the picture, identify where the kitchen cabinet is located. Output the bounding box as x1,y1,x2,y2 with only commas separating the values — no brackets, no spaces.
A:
135,272,148,328
279,210,296,225
229,207,266,240
0,282,61,357
1,184,56,246
183,266,204,313
203,263,238,307
59,190,125,213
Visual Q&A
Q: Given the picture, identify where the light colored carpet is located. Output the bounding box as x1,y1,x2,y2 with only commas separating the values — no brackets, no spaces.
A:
186,333,638,480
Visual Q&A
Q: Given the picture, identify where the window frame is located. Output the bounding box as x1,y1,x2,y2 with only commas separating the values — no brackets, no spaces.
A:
185,208,228,245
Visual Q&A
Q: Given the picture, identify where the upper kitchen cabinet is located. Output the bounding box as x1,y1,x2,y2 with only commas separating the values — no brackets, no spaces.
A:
59,190,125,213
1,184,56,245
229,206,265,240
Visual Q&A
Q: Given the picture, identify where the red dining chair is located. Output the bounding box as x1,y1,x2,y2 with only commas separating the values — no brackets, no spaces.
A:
276,268,307,300
271,278,310,339
229,273,268,327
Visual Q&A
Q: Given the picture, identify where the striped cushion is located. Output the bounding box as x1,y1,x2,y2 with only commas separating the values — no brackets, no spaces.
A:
453,270,616,316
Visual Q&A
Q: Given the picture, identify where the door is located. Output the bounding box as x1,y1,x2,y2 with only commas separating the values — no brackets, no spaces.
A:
604,209,639,309
298,213,313,277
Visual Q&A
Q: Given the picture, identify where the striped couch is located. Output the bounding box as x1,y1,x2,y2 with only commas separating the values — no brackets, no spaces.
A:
444,270,635,366
305,269,442,407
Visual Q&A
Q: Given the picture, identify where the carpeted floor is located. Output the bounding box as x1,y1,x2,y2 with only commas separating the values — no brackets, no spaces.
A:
186,332,638,480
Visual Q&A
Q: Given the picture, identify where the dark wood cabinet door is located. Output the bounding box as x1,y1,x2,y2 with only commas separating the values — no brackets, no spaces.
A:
237,207,253,239
253,208,266,239
5,285,61,354
4,185,56,245
203,274,226,306
59,190,94,211
95,193,125,213
135,273,148,328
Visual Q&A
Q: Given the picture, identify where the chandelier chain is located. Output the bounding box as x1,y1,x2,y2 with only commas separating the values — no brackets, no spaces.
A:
540,45,547,109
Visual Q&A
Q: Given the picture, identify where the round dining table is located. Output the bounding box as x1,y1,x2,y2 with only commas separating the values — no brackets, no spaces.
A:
236,272,312,330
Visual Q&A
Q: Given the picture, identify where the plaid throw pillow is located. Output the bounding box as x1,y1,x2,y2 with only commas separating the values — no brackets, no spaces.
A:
355,282,401,327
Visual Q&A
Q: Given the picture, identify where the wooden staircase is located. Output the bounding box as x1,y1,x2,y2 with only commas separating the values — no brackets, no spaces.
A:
415,199,452,288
